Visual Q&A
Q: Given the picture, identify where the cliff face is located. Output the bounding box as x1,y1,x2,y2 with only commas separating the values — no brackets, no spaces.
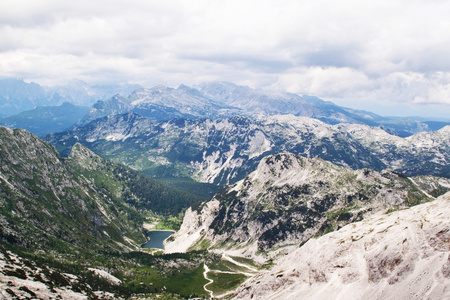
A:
166,153,450,256
233,192,450,300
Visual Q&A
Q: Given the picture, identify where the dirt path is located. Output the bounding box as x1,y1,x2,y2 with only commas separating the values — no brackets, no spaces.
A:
203,263,214,298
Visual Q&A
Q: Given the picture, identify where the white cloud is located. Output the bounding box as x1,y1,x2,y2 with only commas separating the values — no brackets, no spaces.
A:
273,67,370,97
412,73,450,105
0,0,450,117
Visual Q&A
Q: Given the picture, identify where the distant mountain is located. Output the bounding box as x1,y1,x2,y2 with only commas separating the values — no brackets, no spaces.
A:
78,81,437,136
78,84,240,125
45,114,450,189
196,81,368,121
45,79,142,107
166,153,450,254
197,82,443,136
0,78,141,118
0,102,90,136
0,78,445,135
423,120,450,131
0,78,47,116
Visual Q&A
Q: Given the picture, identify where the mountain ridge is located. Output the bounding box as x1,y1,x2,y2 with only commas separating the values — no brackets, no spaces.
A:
0,102,90,136
79,81,442,136
45,113,450,192
0,126,145,251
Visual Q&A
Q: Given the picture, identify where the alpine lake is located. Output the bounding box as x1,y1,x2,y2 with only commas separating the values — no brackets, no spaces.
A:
141,230,174,250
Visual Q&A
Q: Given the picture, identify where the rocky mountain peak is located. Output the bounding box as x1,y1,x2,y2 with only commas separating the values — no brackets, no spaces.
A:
67,142,104,169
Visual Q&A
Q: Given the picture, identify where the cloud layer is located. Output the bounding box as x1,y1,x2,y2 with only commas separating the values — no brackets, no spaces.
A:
1,0,449,117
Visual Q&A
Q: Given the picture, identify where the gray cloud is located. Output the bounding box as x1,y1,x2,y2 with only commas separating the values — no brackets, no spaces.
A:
300,45,364,69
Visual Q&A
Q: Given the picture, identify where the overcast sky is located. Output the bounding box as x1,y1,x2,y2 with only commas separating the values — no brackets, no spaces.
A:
1,0,450,118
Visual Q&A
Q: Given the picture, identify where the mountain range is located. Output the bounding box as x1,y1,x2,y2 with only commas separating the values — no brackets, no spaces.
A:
80,81,443,136
1,78,449,137
45,113,450,193
4,127,448,298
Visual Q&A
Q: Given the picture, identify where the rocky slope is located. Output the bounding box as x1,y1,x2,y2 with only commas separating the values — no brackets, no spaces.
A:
232,192,450,300
0,245,118,299
165,153,450,257
45,114,450,188
0,126,148,251
0,126,201,252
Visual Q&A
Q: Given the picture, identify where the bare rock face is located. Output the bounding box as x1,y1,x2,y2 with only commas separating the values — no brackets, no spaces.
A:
166,153,450,256
165,199,221,253
232,192,450,300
